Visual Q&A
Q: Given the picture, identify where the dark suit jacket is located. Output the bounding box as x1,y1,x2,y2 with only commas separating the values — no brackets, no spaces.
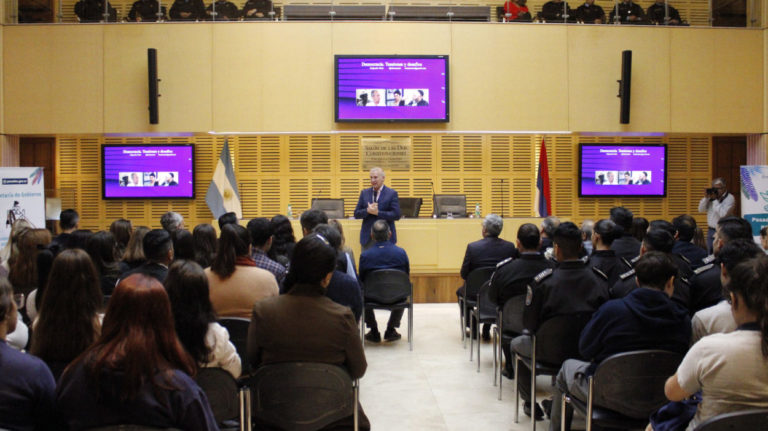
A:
610,234,641,261
460,236,519,280
120,262,168,283
354,185,401,246
358,242,410,281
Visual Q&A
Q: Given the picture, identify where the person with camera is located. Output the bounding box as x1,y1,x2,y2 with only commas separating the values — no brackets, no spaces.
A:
698,178,735,254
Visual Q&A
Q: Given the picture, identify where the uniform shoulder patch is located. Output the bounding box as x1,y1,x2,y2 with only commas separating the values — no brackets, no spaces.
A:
694,263,714,275
496,257,513,269
592,266,608,280
580,255,589,264
630,255,641,265
526,285,533,306
678,254,691,264
533,268,554,284
680,276,690,285
702,255,715,265
619,268,636,280
620,257,632,269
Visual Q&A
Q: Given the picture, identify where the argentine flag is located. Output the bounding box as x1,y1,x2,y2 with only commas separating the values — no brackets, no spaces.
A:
206,139,242,219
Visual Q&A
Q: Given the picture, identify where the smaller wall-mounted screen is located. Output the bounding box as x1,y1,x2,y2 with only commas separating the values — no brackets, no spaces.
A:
579,144,666,197
335,55,449,122
102,145,195,199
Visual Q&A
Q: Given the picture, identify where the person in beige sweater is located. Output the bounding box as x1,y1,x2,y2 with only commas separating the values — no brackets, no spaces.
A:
206,224,278,319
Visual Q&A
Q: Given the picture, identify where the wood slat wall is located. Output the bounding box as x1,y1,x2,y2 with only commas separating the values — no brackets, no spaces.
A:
57,0,710,25
56,133,711,231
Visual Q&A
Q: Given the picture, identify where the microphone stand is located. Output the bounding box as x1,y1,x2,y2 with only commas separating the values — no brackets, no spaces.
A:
429,180,436,217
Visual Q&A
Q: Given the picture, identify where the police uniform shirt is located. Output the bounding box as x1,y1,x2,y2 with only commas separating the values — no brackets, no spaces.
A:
242,0,272,19
540,1,573,21
608,1,645,23
672,240,708,270
574,3,605,22
128,0,165,20
488,253,555,307
611,267,692,312
587,249,630,287
522,259,609,333
610,234,642,261
646,3,681,24
689,262,723,314
672,253,694,280
206,0,239,19
169,0,206,20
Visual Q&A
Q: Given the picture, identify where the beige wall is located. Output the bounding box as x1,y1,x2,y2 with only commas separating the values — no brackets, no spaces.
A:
2,23,764,135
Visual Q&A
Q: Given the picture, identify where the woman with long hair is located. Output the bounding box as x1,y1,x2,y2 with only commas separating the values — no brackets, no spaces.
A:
206,224,278,319
109,218,133,259
85,231,122,297
121,226,150,271
9,228,51,296
192,224,217,268
172,229,195,261
0,218,32,276
30,248,102,379
165,260,241,378
660,254,768,430
56,273,218,430
267,214,296,267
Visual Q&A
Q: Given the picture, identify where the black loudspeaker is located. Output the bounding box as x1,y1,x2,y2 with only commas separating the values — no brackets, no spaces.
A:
617,50,632,124
148,48,159,124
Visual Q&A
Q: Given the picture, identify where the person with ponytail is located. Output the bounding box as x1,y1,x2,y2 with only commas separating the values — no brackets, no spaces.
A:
587,219,628,287
660,254,768,430
206,223,277,319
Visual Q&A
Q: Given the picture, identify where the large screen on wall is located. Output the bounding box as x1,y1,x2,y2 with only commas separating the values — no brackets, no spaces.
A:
579,144,667,197
102,144,195,199
335,55,449,122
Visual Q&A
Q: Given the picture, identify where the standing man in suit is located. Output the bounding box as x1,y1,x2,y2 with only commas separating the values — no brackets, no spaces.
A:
354,167,401,251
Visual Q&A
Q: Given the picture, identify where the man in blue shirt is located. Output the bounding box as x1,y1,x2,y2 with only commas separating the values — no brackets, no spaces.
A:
359,220,410,342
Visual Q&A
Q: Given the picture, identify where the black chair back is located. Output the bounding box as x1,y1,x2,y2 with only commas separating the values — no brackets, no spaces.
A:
534,312,592,367
363,269,411,304
218,317,251,374
592,350,683,419
501,294,526,335
248,362,355,431
694,409,768,431
466,267,495,301
399,197,423,218
195,368,239,424
476,281,496,321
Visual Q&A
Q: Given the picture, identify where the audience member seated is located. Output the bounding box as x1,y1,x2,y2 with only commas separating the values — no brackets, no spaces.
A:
49,208,79,256
311,224,363,322
630,216,649,244
192,223,217,269
206,0,240,20
206,224,278,319
0,278,56,431
647,0,682,25
31,249,102,380
247,233,370,430
488,223,554,378
690,239,762,344
539,0,574,22
761,226,768,252
573,0,604,23
56,273,219,430
0,219,32,277
74,0,117,22
169,0,206,20
609,206,641,261
9,228,51,299
85,231,123,297
549,252,691,431
608,0,646,24
672,215,708,270
247,217,287,287
657,255,768,430
68,229,94,250
128,0,167,21
160,211,184,234
587,219,628,287
172,229,195,261
120,225,150,272
218,211,238,230
580,219,594,255
268,214,296,268
165,260,241,378
650,219,693,279
109,218,133,260
510,222,609,419
241,0,273,19
502,0,532,21
329,219,358,277
121,229,173,283
539,215,560,253
359,220,409,342
689,216,753,313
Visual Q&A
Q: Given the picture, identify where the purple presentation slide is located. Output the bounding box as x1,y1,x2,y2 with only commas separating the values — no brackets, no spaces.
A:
579,145,666,197
336,56,448,122
102,145,194,199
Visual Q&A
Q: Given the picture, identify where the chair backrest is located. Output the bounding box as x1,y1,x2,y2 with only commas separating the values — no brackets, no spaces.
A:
465,267,495,299
399,197,423,218
591,350,684,419
501,294,526,335
249,362,355,431
217,317,251,374
311,198,345,219
534,312,593,367
195,368,239,424
693,409,768,431
363,269,411,304
433,194,467,217
476,281,497,321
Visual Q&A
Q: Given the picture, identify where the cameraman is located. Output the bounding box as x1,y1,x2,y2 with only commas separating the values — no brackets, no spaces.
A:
698,178,735,254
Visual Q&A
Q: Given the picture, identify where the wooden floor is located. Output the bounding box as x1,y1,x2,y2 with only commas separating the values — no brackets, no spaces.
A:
412,274,462,303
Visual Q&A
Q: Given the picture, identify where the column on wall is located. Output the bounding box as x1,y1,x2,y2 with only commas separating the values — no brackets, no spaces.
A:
0,135,20,167
747,134,768,165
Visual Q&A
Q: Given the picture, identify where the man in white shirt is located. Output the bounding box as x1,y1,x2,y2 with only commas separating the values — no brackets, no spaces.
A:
698,178,735,253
